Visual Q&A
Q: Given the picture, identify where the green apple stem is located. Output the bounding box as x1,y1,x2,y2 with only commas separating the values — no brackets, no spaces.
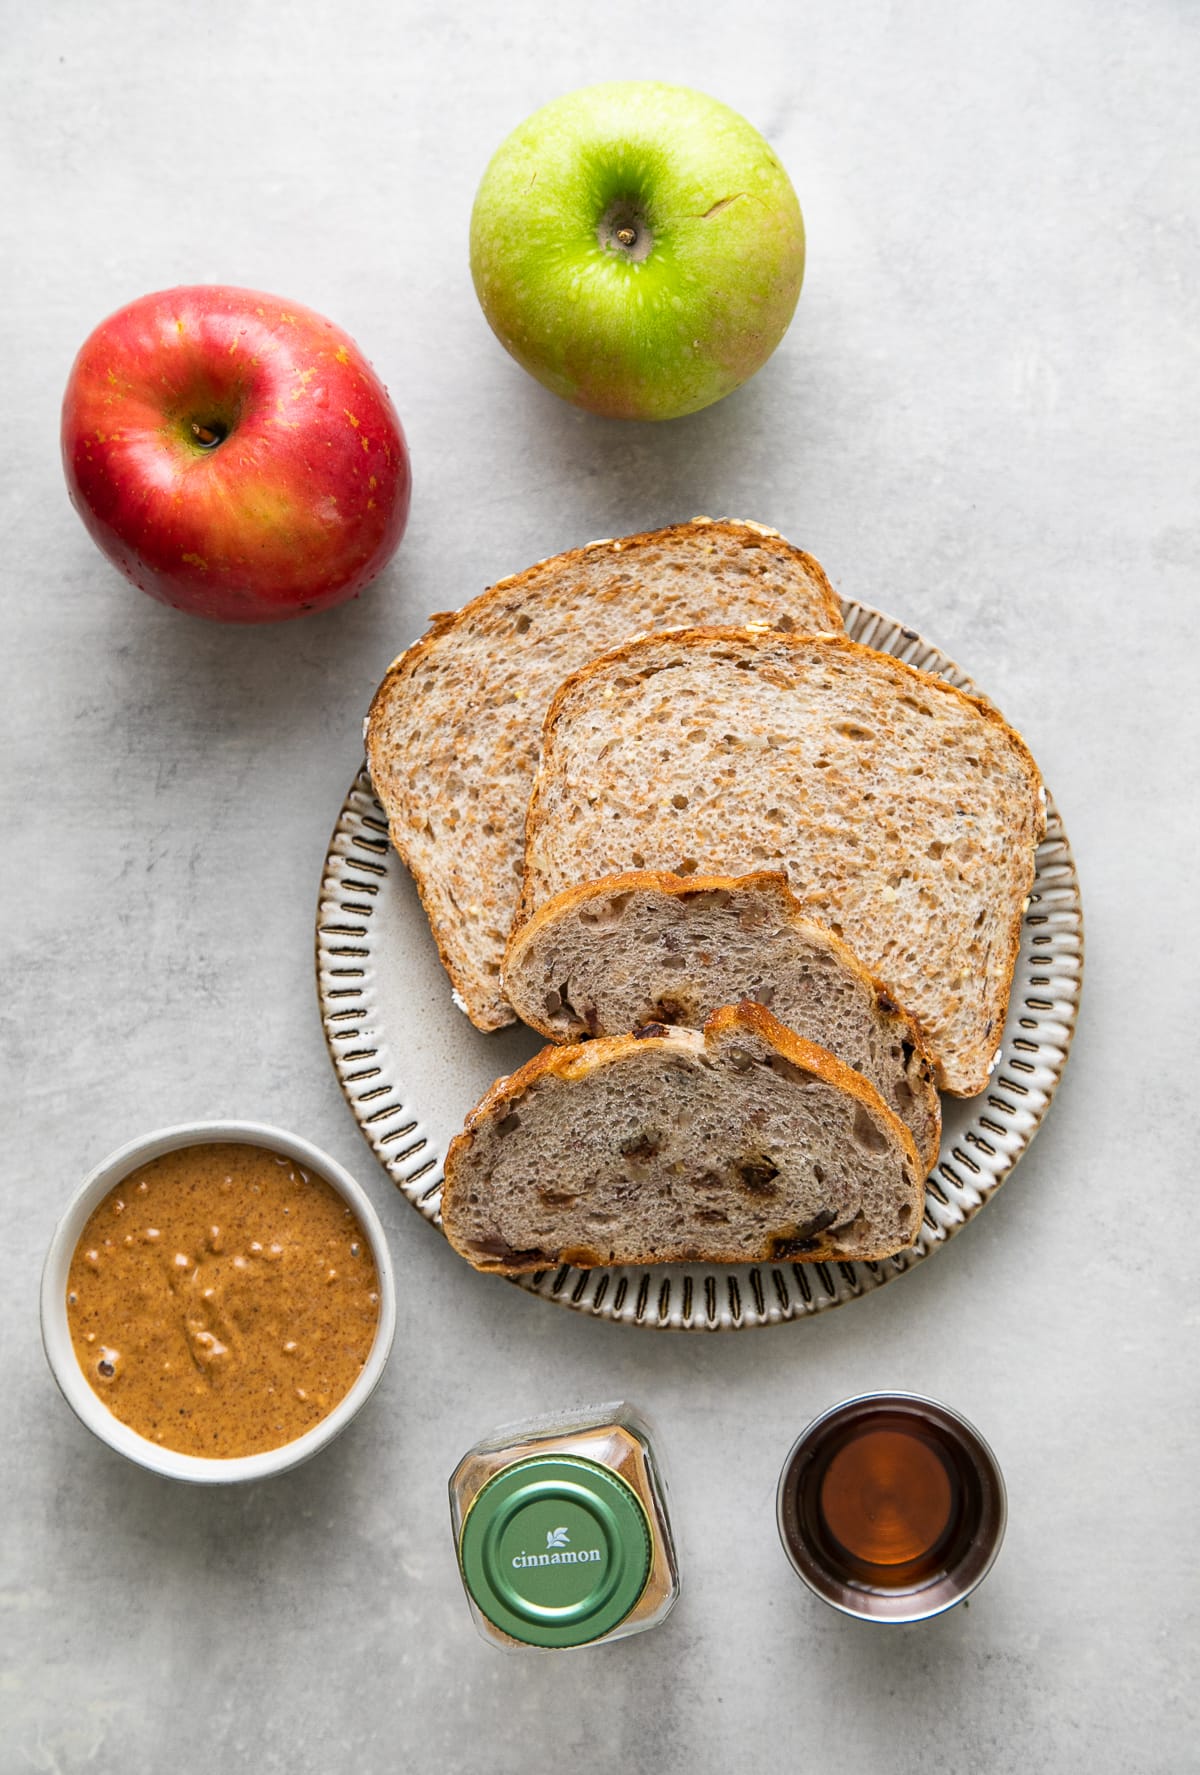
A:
598,200,654,263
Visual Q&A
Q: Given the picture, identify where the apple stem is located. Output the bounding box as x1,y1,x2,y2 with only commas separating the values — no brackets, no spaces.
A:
598,202,654,262
190,420,225,449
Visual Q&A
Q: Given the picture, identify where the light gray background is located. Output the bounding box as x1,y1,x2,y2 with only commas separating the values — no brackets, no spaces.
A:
3,2,1196,1770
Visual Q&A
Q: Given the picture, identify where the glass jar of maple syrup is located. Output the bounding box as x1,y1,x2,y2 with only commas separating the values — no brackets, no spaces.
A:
449,1403,679,1651
777,1393,1006,1623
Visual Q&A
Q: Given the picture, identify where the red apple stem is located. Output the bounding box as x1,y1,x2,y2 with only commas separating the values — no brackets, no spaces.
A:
191,421,224,448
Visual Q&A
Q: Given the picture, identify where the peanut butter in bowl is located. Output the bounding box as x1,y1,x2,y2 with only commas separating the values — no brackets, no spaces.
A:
42,1123,396,1481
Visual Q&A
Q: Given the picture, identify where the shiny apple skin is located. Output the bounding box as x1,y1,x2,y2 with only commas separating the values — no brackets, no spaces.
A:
470,83,805,421
62,286,411,623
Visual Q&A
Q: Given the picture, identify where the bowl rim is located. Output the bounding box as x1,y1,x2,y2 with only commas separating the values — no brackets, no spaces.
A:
40,1119,397,1485
775,1390,1008,1623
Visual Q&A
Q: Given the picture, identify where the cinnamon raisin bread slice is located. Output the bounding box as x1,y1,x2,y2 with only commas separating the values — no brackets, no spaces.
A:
440,1001,924,1273
503,870,941,1172
365,520,843,1031
518,628,1045,1096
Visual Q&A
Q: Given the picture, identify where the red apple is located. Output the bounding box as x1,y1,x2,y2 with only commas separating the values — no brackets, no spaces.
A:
62,286,411,623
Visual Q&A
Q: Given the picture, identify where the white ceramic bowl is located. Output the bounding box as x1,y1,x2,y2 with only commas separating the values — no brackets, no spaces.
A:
40,1120,397,1483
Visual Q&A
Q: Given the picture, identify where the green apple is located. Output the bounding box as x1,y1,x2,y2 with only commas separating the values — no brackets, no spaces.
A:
469,82,805,421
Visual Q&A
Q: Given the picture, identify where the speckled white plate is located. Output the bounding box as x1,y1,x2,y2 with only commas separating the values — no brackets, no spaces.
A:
316,600,1083,1330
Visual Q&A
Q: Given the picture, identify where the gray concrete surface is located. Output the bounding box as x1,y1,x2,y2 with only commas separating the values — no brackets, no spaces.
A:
3,2,1197,1770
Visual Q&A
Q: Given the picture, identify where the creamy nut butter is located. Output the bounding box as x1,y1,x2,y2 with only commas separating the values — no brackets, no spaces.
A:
65,1141,380,1458
449,1404,679,1650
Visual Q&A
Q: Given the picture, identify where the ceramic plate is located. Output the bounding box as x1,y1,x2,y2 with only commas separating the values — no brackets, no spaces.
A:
316,600,1083,1330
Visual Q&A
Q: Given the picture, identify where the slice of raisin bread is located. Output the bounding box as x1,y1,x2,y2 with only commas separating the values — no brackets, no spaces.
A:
440,1001,924,1273
365,520,843,1032
517,628,1045,1095
502,870,941,1172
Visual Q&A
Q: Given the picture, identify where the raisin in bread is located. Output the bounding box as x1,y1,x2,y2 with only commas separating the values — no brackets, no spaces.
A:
517,628,1044,1094
365,522,843,1030
503,869,941,1171
440,1001,924,1272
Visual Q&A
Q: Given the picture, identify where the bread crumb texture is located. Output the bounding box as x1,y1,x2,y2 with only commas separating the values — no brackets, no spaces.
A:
441,1004,923,1273
365,524,843,1030
520,630,1044,1095
503,870,941,1170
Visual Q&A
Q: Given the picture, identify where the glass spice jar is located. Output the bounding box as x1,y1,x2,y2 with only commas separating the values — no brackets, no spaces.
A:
448,1402,679,1651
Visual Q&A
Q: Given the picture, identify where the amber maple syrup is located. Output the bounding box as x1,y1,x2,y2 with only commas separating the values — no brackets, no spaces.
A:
778,1395,1006,1619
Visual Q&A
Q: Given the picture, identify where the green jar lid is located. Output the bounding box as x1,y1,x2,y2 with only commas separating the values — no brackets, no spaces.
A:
458,1454,653,1648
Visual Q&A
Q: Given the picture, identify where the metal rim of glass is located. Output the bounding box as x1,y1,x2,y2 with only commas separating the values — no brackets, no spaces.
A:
775,1391,1008,1624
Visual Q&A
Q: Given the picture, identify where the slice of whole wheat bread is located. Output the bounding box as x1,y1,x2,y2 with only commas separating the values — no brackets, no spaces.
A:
440,1001,924,1273
502,870,941,1171
364,520,844,1031
517,629,1045,1095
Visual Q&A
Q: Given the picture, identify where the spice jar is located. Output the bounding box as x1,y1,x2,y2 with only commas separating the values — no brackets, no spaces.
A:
449,1402,679,1650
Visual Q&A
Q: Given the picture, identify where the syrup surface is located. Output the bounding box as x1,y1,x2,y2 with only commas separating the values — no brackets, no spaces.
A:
785,1407,983,1592
819,1425,956,1571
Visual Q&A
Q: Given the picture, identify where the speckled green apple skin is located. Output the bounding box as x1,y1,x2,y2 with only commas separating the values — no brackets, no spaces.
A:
469,83,805,421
